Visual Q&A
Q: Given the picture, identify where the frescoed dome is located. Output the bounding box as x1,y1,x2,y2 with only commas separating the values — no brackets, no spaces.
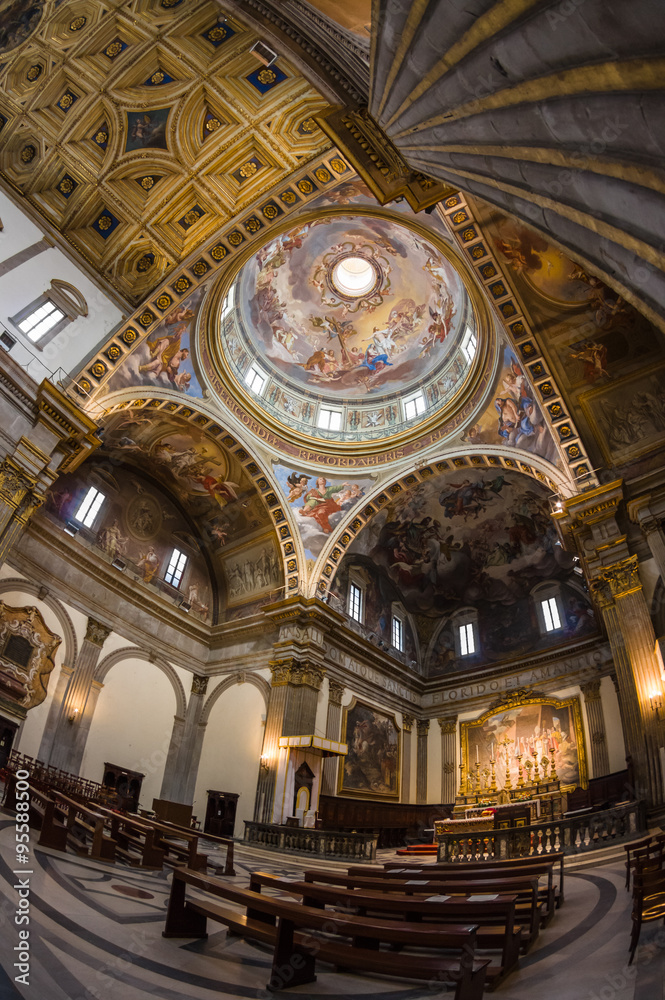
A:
208,211,492,446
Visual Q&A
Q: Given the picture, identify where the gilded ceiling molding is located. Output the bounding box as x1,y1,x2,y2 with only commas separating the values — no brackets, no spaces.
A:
315,106,454,211
435,191,598,488
71,152,350,401
226,0,370,103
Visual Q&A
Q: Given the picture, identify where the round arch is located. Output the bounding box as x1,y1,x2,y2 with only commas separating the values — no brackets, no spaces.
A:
201,671,270,725
0,578,79,665
94,646,187,718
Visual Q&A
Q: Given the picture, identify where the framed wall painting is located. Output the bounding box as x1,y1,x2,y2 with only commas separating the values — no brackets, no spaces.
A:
338,698,400,800
461,692,588,792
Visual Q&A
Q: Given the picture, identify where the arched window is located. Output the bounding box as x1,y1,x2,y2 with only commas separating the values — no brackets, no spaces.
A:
532,581,564,634
452,607,479,657
10,279,88,349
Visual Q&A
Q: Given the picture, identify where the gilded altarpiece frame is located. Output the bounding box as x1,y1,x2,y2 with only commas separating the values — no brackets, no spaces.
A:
461,693,588,793
338,698,400,800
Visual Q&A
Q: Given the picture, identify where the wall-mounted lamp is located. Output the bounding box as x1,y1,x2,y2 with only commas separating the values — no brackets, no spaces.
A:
259,754,270,772
649,691,663,721
64,521,80,537
111,557,126,571
68,707,80,725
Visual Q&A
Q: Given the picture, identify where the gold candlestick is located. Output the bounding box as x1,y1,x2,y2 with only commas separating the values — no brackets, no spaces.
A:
524,758,533,785
501,738,512,790
482,767,490,791
516,753,524,787
533,754,540,783
549,746,558,781
489,757,497,794
541,756,550,782
459,762,466,796
474,761,481,793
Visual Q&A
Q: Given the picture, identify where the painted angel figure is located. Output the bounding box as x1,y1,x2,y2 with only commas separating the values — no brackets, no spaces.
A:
286,472,310,503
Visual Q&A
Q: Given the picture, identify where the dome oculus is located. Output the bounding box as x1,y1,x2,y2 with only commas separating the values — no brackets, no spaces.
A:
330,254,378,298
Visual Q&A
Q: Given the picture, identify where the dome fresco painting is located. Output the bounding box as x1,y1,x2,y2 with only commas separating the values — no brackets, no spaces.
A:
210,212,486,443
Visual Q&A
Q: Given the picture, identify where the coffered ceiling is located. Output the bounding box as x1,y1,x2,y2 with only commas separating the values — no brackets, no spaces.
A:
0,0,332,305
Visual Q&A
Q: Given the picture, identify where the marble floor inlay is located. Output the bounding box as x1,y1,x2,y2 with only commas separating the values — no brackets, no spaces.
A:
0,818,663,1000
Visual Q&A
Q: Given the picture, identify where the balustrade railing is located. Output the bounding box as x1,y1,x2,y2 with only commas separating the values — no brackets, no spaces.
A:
435,800,646,862
244,821,378,861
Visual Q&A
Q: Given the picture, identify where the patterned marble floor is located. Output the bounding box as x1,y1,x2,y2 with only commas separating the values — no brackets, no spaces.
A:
0,816,663,1000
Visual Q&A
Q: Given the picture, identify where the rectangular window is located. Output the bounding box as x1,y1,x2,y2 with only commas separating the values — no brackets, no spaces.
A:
245,364,267,395
542,596,562,632
19,300,65,343
391,615,404,651
221,284,235,320
403,391,426,421
73,486,105,528
348,582,363,623
459,621,475,656
164,548,188,589
461,327,477,364
318,407,342,431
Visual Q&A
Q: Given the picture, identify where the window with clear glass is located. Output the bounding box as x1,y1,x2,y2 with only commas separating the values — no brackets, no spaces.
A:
459,621,476,656
349,582,363,622
403,390,426,421
541,596,562,632
73,486,105,528
164,548,187,588
245,364,267,395
318,407,343,431
461,327,477,364
19,300,65,343
392,615,404,651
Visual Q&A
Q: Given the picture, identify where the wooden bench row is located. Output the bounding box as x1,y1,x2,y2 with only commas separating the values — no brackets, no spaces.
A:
164,866,489,999
3,773,235,875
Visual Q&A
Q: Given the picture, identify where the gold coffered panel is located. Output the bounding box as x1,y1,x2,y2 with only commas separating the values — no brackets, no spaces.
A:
0,0,332,305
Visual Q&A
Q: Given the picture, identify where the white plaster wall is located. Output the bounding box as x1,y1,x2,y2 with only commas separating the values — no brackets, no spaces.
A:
80,657,176,810
0,191,124,382
193,682,265,835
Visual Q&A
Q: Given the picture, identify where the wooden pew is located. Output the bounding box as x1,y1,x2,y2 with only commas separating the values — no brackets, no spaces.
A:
94,806,166,869
386,852,566,907
148,819,208,870
156,818,235,875
375,859,558,926
304,868,543,952
163,867,489,999
52,792,117,863
31,786,68,852
248,870,520,989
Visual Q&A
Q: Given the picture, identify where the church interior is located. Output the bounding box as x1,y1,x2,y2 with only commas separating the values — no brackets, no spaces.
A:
0,1,664,998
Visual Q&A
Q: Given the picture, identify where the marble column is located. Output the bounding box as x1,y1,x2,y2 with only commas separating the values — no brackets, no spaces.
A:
581,679,611,778
438,715,458,804
401,714,414,801
321,679,344,797
282,659,326,736
591,557,664,804
160,675,208,805
557,480,665,808
254,660,291,823
0,457,45,565
48,617,112,773
416,718,430,804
